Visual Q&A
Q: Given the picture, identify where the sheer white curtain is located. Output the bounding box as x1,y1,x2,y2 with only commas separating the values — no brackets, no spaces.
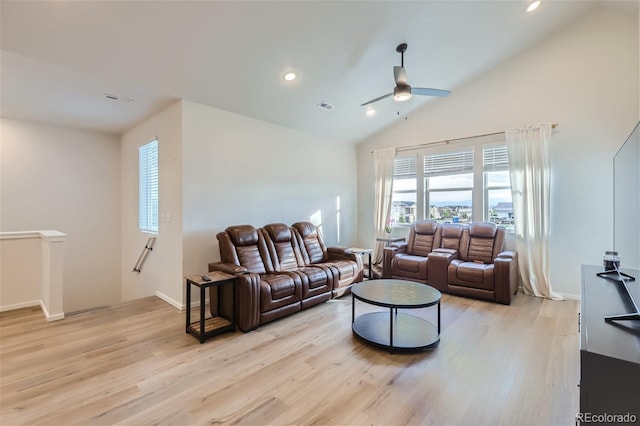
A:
372,148,396,264
506,123,563,300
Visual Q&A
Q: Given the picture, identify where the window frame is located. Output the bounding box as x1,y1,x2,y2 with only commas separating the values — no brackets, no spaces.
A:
139,139,159,235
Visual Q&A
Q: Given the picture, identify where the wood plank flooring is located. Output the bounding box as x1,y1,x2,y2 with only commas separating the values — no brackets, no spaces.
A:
0,291,579,425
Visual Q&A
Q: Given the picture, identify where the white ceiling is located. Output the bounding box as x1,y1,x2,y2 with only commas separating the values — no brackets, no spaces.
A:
0,0,608,144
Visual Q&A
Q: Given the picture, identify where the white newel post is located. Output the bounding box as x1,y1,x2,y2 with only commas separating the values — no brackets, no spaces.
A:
40,231,66,321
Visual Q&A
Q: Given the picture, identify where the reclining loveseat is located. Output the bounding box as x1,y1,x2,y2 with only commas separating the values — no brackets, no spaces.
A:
209,221,363,331
383,220,518,304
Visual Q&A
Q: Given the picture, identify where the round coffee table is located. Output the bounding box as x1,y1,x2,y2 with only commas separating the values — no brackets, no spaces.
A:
351,279,441,353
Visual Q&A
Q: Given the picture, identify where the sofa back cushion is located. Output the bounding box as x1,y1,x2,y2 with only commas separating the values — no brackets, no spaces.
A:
292,221,327,264
406,220,440,256
262,223,303,271
440,223,465,250
218,224,273,274
460,222,505,264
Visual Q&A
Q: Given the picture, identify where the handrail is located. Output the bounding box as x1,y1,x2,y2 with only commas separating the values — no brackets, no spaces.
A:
133,237,155,272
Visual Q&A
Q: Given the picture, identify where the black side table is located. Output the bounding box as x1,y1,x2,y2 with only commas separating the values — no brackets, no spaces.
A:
185,271,236,343
346,247,373,279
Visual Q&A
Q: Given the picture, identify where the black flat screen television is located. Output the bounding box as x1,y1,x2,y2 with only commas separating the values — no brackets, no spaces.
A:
603,121,640,321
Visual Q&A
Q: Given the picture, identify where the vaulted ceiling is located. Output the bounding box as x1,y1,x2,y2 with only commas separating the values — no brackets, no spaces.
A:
0,1,609,144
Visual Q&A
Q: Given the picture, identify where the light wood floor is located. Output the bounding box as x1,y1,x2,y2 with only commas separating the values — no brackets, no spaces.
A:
0,291,579,425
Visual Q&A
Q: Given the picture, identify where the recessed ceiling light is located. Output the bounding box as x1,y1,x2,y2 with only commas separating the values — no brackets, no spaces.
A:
526,0,541,13
283,72,297,81
366,108,376,117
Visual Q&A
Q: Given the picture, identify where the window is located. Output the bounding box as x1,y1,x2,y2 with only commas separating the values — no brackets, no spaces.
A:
139,140,158,234
425,150,474,224
483,146,514,231
390,156,417,226
389,140,514,231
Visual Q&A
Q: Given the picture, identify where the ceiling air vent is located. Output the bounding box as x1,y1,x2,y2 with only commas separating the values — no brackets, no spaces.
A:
317,101,334,111
104,94,134,103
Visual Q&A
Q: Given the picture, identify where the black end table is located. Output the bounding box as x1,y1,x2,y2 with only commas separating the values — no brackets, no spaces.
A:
185,271,236,343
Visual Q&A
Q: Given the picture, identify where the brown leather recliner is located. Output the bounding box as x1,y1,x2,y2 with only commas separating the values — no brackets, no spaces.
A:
382,221,519,304
447,222,518,304
210,222,363,331
262,223,332,309
382,220,441,285
211,224,302,331
291,221,362,297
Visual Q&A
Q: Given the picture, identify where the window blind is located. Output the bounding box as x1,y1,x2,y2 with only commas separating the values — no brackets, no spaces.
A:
394,157,417,178
424,149,474,177
483,146,509,171
139,140,159,234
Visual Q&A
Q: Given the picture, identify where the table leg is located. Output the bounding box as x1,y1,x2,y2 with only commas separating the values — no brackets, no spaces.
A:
185,280,191,333
437,300,441,334
352,295,355,324
389,307,394,350
199,285,206,344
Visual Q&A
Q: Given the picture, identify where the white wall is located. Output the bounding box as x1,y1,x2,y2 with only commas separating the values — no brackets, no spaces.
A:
356,5,639,298
0,117,121,312
120,101,184,307
119,100,358,309
0,235,41,310
181,100,359,279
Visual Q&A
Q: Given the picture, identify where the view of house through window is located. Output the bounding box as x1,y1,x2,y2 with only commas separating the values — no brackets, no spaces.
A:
139,139,159,234
390,143,514,232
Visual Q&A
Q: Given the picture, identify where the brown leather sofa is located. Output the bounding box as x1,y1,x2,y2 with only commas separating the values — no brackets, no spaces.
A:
209,221,363,331
383,220,518,304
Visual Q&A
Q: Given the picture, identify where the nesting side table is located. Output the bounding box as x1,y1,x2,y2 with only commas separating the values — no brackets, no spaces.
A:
185,271,236,343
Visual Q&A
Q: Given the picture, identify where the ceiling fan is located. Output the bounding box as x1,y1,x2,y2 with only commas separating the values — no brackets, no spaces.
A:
361,43,451,107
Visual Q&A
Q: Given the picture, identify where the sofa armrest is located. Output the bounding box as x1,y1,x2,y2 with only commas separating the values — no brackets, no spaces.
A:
327,246,360,264
427,250,459,292
382,245,406,278
207,267,261,332
496,250,516,260
432,248,458,256
209,262,248,274
494,251,519,304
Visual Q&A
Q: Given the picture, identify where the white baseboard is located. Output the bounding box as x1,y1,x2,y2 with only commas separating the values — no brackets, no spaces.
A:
155,291,207,311
155,291,183,310
560,292,580,301
0,299,40,312
40,301,65,322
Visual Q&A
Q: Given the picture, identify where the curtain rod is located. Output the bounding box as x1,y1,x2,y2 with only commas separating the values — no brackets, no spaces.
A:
373,123,558,154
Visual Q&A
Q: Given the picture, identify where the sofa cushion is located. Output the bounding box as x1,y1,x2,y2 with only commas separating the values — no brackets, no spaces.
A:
407,219,440,257
440,223,465,250
448,260,495,291
467,223,497,264
260,273,301,312
292,222,328,264
227,225,259,246
390,253,428,281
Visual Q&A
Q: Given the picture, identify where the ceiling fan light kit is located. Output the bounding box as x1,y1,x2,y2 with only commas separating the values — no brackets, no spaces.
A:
393,85,412,102
361,43,450,108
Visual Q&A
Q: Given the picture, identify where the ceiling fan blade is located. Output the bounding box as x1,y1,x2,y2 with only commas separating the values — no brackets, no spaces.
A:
412,87,451,97
394,66,408,85
360,92,393,106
